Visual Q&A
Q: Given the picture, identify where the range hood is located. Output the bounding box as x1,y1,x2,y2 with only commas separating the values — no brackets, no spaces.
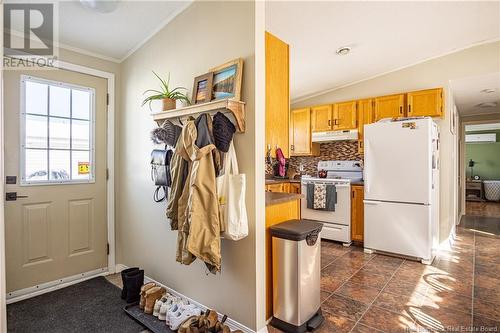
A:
312,129,359,142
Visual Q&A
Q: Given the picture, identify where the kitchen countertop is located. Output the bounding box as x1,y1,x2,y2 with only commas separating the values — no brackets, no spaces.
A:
265,178,301,185
265,192,303,206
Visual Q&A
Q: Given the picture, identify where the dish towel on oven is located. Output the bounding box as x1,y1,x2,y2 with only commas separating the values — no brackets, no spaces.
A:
307,183,337,211
313,184,326,209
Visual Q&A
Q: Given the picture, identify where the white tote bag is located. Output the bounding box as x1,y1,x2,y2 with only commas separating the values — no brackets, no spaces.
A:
216,141,248,240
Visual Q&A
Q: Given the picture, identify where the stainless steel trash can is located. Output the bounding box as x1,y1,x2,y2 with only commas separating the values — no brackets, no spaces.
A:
269,219,324,333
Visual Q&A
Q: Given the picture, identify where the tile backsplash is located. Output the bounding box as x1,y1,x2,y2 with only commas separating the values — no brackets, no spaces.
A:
289,141,363,176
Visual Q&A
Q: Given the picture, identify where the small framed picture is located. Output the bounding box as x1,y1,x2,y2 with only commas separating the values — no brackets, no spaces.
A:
209,58,243,101
192,72,214,104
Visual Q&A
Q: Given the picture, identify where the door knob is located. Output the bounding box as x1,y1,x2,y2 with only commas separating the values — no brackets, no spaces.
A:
5,192,28,201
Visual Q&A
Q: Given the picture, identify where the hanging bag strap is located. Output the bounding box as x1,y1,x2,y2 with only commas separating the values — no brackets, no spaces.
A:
153,186,167,202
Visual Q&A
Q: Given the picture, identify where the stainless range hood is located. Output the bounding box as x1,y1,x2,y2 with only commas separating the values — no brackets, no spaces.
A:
312,129,358,142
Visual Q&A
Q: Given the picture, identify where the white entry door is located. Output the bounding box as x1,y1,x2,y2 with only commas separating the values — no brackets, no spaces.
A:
4,68,108,292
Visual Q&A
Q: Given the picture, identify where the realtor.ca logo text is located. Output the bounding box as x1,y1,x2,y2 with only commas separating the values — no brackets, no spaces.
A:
3,2,59,69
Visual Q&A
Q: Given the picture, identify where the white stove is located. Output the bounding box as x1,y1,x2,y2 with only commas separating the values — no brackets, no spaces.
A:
300,160,363,245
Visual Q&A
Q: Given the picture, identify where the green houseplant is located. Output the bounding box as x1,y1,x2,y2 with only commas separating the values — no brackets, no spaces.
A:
142,71,190,111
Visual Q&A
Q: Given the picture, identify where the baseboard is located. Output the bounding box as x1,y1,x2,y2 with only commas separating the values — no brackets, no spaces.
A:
118,264,256,333
6,267,109,304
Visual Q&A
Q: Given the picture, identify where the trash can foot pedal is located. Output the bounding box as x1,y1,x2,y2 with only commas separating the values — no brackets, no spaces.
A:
307,310,324,331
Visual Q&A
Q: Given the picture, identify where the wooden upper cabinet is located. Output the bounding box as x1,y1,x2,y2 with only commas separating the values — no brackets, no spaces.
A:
351,185,364,243
374,94,405,121
290,108,320,156
407,88,443,118
357,98,374,153
265,32,290,157
333,101,357,130
311,104,333,132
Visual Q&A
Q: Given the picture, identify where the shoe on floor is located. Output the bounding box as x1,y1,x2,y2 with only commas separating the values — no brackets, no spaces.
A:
124,269,144,303
120,267,139,300
169,305,202,331
177,315,200,333
153,294,171,317
139,282,156,309
165,298,189,324
159,295,182,321
144,286,166,314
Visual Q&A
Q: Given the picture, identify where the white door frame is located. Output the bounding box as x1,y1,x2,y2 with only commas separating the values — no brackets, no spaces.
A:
1,59,116,303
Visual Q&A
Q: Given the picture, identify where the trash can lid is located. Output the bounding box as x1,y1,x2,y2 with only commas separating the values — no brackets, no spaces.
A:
269,219,323,241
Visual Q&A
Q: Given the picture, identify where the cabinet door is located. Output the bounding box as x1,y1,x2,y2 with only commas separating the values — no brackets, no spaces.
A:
289,183,301,194
351,185,364,242
333,101,357,130
374,94,405,121
357,99,374,153
266,32,290,157
311,105,333,132
266,183,284,192
407,88,443,117
290,108,312,155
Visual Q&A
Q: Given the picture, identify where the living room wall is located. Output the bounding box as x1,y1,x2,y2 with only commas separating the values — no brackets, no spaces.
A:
466,129,500,180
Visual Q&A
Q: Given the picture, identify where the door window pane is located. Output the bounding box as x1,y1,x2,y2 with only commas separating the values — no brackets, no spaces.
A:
72,150,90,181
25,149,48,181
25,81,48,115
49,117,70,149
49,150,70,180
72,89,91,120
25,115,47,148
49,85,70,117
21,76,95,184
72,120,90,150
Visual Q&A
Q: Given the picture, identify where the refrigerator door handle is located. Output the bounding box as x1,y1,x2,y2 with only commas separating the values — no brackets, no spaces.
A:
364,139,370,194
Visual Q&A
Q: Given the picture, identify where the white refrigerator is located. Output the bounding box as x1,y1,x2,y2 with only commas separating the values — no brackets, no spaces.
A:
363,117,439,264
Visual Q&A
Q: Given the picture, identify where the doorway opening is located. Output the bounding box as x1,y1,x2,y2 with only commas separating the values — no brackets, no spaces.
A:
462,122,500,234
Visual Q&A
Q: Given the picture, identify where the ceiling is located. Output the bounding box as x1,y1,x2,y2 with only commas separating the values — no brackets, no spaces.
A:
6,0,192,62
451,73,500,116
266,1,500,102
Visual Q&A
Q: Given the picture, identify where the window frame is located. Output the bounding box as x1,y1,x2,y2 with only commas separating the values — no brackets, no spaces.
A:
20,75,96,186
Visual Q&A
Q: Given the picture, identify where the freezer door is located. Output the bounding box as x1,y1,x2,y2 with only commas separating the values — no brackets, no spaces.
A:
364,200,432,261
364,119,432,204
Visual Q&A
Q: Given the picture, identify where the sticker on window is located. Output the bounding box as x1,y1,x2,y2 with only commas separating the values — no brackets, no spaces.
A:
78,162,90,175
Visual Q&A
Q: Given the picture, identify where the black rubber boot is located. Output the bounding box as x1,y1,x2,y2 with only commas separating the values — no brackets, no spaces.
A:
124,269,144,304
120,267,139,299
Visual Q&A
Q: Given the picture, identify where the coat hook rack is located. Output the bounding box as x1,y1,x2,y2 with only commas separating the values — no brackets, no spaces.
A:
151,99,246,133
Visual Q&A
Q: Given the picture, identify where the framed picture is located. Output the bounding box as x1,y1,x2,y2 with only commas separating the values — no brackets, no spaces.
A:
192,72,213,104
209,58,243,101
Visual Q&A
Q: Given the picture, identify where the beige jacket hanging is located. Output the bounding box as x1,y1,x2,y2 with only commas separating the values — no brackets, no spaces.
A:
175,119,221,272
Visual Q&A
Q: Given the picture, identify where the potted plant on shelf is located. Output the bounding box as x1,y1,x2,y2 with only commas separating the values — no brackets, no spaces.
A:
142,71,190,111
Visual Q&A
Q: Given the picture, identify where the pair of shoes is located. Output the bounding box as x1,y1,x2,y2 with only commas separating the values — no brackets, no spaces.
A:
159,295,186,320
178,310,243,333
144,286,167,314
121,268,144,303
167,304,202,331
139,282,156,309
153,293,173,317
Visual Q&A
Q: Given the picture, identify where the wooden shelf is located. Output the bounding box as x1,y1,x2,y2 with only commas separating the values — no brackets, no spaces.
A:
151,99,246,132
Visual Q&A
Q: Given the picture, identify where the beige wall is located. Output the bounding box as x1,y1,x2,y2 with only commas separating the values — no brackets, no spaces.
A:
117,1,258,329
293,41,500,243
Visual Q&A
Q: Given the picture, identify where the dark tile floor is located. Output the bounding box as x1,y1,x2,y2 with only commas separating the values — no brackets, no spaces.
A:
270,224,499,333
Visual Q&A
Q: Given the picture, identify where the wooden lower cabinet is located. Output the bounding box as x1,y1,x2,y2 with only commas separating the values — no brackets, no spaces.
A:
266,183,284,192
351,185,364,243
266,199,301,319
289,183,301,194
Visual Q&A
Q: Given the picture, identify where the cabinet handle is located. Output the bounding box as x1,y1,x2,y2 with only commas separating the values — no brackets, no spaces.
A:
291,144,294,151
408,105,411,114
328,119,331,126
399,106,403,115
